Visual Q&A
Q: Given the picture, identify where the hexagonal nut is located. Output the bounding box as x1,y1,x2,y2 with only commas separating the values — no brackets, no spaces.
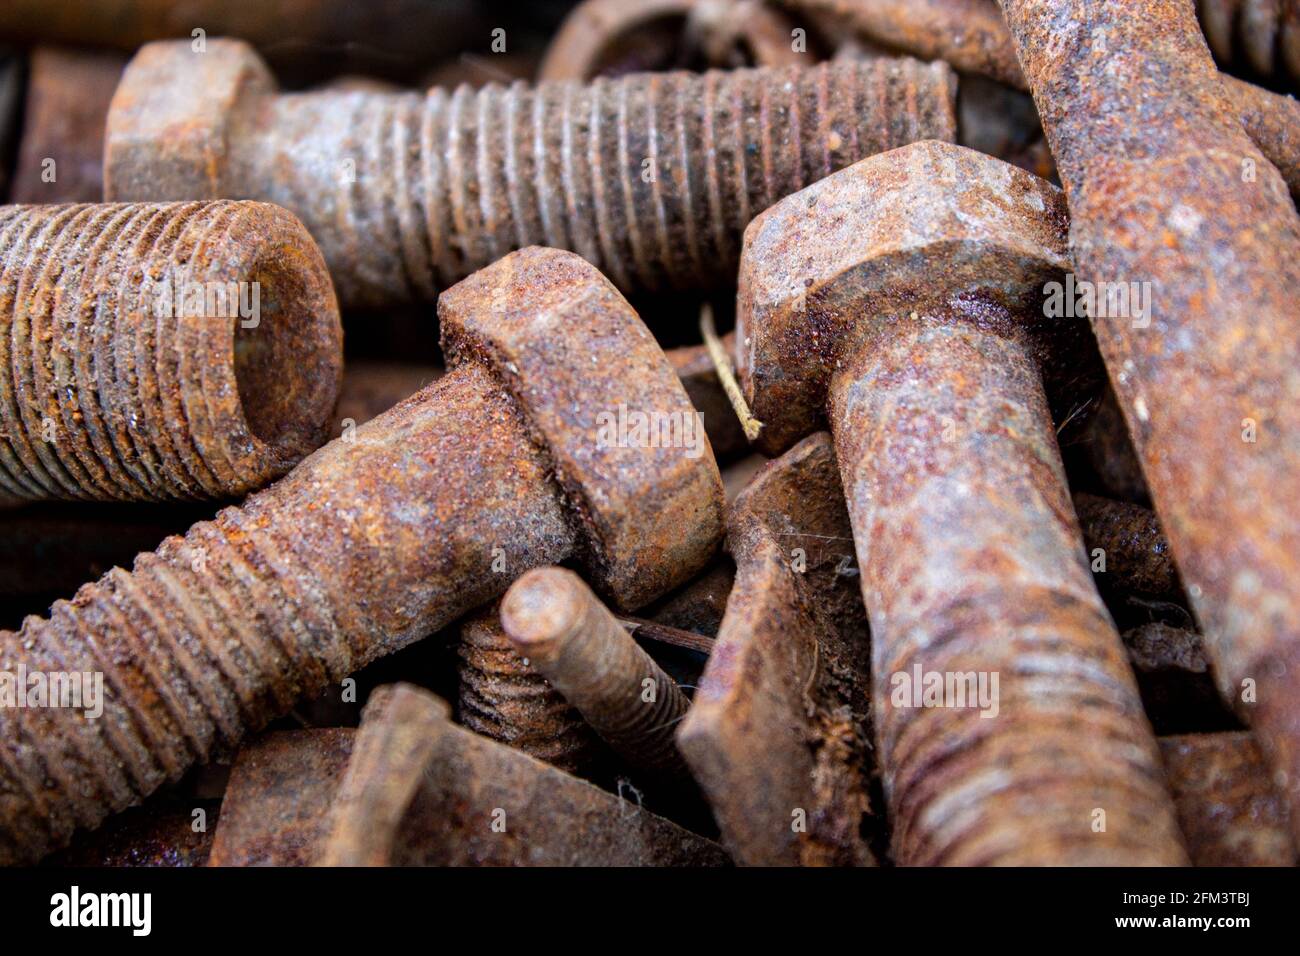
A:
105,38,275,201
736,140,1070,454
438,247,725,611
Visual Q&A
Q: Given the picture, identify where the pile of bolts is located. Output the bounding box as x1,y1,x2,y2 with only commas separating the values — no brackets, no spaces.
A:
0,0,1297,868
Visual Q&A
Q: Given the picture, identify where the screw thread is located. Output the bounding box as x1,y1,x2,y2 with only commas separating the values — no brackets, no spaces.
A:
0,200,341,503
255,59,955,304
456,610,601,774
502,568,692,781
0,502,347,865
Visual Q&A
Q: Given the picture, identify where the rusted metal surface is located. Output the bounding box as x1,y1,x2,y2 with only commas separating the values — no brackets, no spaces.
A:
737,141,1186,865
0,200,342,503
0,247,724,864
320,683,729,867
1222,74,1300,198
207,728,354,867
1001,0,1300,852
539,0,805,81
0,0,486,83
105,38,956,306
1160,731,1297,866
456,603,603,775
334,360,442,430
679,432,875,866
10,48,125,204
1198,0,1300,82
501,567,694,784
1074,493,1182,600
46,799,219,867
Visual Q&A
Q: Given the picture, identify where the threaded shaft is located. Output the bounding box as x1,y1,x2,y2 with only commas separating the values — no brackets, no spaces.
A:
830,315,1187,865
0,364,578,864
456,608,602,774
501,567,692,781
238,59,956,305
0,200,342,503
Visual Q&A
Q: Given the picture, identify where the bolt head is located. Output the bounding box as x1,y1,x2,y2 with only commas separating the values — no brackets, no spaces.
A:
105,38,274,201
439,247,725,611
736,140,1069,454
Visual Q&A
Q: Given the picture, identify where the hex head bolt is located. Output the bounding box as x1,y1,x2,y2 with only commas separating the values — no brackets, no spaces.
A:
678,432,876,866
737,141,1187,865
457,605,604,775
318,684,730,867
0,246,724,864
501,567,694,785
1000,0,1300,851
104,38,956,307
0,200,342,504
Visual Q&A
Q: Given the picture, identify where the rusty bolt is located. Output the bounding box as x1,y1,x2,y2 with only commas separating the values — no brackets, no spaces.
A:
1222,74,1300,199
737,141,1187,865
501,567,694,784
679,431,875,866
1074,493,1182,600
457,603,604,775
1160,731,1297,866
1123,623,1230,734
539,0,806,81
10,47,125,204
318,683,729,867
104,38,956,307
0,247,724,864
0,200,341,504
1001,0,1300,851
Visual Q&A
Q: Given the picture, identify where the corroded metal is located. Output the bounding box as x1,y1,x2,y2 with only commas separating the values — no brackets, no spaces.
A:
319,684,730,867
207,728,355,867
0,247,724,864
540,0,805,81
456,604,603,775
679,432,875,866
737,141,1186,865
1074,493,1182,600
1160,732,1297,866
501,567,693,784
0,200,342,503
1222,74,1300,198
1002,0,1300,851
10,47,125,203
641,557,735,637
105,38,956,306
